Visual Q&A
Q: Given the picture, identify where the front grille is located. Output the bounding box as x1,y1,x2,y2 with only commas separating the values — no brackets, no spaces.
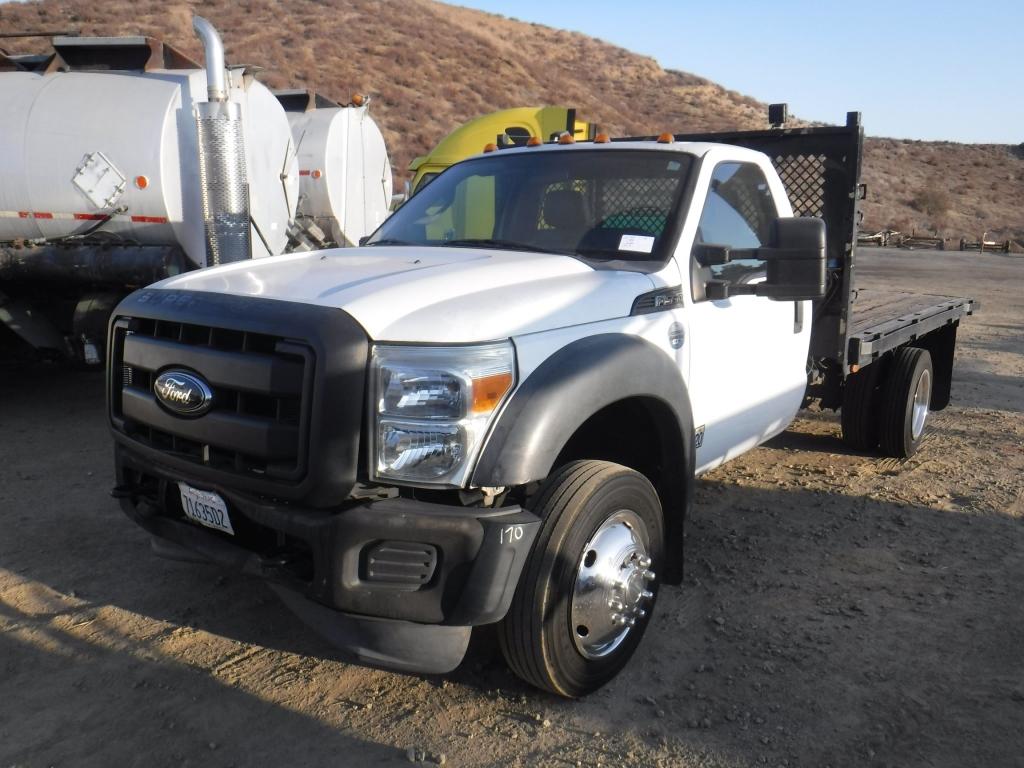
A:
111,316,313,485
109,288,368,507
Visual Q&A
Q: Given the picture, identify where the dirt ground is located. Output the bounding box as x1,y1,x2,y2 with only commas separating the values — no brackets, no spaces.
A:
1,248,1021,768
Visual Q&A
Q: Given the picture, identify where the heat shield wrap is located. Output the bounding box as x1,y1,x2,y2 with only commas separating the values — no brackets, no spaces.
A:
195,100,251,265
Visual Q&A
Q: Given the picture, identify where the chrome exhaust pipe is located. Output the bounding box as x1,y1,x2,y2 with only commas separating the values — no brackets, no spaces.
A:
192,15,251,264
192,15,227,102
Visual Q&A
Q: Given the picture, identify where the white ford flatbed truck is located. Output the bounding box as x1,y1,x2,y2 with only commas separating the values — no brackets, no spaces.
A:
108,108,975,697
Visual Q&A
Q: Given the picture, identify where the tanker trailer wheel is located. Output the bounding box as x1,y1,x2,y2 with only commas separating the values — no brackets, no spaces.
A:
72,292,122,368
497,460,664,698
840,359,887,451
878,347,933,459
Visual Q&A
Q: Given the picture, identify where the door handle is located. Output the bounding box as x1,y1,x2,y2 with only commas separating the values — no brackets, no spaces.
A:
794,301,804,334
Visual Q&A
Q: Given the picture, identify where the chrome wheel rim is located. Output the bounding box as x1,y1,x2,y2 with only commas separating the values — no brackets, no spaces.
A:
570,509,655,659
912,368,931,440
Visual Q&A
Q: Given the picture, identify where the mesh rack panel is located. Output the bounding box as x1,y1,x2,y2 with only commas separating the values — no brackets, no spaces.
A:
598,177,678,233
774,154,827,218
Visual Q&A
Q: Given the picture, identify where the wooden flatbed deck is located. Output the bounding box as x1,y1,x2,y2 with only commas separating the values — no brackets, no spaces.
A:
846,289,977,366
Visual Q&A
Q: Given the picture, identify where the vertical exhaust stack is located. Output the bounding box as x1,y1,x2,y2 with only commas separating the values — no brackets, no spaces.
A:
193,16,251,265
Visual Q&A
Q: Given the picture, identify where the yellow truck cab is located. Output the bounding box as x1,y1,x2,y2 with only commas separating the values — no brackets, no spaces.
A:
408,106,595,194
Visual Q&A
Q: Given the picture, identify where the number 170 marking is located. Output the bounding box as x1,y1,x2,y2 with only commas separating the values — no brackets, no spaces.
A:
500,525,524,544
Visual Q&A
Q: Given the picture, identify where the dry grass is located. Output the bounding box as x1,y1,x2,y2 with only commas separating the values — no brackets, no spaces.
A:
2,0,1021,240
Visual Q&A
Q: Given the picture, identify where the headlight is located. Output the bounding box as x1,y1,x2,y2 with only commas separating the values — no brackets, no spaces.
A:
370,342,515,486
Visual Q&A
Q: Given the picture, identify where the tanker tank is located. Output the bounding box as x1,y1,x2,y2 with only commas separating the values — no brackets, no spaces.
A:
275,90,393,248
0,39,298,265
0,22,299,365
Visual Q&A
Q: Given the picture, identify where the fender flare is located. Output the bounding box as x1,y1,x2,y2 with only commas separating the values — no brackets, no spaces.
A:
472,333,694,582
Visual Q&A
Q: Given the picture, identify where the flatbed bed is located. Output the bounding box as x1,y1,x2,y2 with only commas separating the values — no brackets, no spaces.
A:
848,290,977,366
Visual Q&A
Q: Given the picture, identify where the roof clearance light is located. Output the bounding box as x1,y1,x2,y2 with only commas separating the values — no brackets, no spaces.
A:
594,133,611,144
557,132,576,145
351,93,366,106
483,143,498,153
657,132,675,144
526,136,543,147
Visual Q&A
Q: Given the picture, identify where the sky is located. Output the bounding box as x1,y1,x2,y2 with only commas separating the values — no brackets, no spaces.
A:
452,0,1022,144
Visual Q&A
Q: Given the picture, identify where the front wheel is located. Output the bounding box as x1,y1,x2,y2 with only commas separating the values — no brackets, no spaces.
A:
497,460,664,697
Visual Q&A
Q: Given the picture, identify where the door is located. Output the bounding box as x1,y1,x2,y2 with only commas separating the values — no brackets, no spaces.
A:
685,160,810,473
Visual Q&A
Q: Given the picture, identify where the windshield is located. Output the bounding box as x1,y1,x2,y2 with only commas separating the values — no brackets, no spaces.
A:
369,149,694,264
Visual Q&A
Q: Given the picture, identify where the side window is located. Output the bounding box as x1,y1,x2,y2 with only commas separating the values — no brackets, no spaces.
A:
695,162,777,284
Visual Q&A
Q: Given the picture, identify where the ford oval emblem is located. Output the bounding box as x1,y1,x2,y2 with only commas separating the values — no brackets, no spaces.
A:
154,370,214,416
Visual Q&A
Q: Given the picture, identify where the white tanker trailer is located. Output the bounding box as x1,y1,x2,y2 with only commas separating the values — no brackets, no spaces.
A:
0,18,393,365
276,89,393,248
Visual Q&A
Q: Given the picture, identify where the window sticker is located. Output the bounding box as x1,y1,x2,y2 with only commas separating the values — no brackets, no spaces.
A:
619,234,656,253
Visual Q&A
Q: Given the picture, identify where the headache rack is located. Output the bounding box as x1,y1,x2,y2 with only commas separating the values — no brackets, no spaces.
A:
667,107,865,373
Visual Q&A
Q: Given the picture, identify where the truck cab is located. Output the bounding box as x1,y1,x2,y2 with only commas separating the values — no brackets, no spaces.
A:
108,112,972,697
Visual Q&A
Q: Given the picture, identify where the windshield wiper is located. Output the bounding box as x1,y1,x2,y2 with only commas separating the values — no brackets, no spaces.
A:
442,238,571,256
366,238,415,247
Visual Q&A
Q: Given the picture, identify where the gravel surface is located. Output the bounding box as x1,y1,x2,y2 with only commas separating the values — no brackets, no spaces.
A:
1,249,1021,767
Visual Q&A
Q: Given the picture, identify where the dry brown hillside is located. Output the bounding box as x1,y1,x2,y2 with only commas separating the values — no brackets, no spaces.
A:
2,0,1021,240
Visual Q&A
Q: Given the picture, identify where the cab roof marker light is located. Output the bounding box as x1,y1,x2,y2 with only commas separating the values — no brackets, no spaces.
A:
557,132,575,145
657,132,675,144
483,142,498,153
526,136,543,147
594,133,611,144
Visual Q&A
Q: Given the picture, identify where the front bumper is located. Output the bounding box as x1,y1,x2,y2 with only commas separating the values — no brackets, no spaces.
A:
115,444,540,673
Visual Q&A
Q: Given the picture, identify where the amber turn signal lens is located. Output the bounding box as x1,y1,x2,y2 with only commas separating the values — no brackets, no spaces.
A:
594,133,610,144
483,142,498,153
134,175,149,190
557,133,576,145
526,136,542,147
471,371,514,414
656,132,675,144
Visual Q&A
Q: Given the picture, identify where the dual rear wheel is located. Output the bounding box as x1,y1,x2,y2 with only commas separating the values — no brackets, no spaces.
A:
841,346,933,458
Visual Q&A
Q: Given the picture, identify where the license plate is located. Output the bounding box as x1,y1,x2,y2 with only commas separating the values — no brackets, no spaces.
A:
178,483,234,536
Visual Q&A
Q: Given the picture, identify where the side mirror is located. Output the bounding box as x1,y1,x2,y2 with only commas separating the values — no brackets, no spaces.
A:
702,217,826,301
758,217,827,300
358,235,370,246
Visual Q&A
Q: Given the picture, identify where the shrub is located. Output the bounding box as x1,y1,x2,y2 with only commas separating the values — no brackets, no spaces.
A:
910,188,951,218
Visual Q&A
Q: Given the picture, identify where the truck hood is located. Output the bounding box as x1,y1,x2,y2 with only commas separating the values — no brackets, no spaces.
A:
153,246,655,342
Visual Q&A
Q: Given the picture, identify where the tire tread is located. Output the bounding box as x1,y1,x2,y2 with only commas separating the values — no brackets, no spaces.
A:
841,362,884,451
879,347,930,458
497,460,630,695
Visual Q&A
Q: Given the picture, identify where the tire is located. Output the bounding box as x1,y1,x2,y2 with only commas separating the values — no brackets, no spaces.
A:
879,347,933,458
840,361,886,451
497,460,664,698
72,291,122,368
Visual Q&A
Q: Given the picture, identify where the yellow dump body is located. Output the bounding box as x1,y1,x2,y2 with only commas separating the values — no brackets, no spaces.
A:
408,106,594,194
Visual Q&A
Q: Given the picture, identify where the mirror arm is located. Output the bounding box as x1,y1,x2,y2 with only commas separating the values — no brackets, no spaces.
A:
693,243,731,266
705,280,758,300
